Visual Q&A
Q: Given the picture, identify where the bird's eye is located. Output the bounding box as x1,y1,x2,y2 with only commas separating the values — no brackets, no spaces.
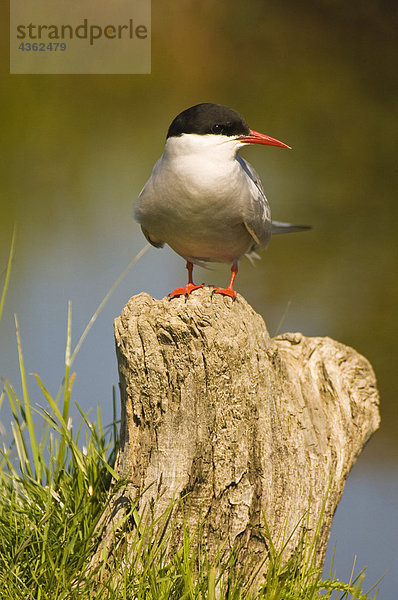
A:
211,124,223,134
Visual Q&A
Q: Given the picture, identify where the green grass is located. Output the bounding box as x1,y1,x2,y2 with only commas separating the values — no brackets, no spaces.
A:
0,236,381,599
0,226,16,324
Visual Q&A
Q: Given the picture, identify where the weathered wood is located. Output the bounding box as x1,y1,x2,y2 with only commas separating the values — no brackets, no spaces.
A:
92,288,380,579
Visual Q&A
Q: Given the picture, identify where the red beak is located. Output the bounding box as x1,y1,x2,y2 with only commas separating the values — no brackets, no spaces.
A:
238,129,291,149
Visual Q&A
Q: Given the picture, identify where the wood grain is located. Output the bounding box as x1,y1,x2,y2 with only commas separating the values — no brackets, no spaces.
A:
91,288,380,581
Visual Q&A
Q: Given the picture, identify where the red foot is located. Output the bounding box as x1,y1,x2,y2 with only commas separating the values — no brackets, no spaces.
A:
211,260,238,300
169,283,204,299
212,287,237,300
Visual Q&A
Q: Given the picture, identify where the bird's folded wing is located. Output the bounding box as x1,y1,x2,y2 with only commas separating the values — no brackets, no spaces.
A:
141,226,165,248
237,156,272,250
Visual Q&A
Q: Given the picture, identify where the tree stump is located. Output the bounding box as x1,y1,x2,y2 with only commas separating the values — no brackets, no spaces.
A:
92,288,380,580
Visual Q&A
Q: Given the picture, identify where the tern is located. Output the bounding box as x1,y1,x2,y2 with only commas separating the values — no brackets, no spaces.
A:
134,102,309,299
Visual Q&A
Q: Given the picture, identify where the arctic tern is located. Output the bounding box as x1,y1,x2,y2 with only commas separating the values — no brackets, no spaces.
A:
134,102,309,299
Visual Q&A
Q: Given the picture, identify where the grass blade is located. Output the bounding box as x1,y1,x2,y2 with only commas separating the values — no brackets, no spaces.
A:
14,314,41,482
63,300,72,423
0,225,16,324
70,243,150,366
273,299,292,337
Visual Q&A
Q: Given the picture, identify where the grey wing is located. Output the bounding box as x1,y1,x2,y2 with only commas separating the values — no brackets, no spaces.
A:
141,226,164,248
134,171,165,249
237,156,272,250
134,199,164,248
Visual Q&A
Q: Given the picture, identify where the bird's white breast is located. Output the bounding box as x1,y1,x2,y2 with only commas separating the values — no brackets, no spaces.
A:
135,134,265,263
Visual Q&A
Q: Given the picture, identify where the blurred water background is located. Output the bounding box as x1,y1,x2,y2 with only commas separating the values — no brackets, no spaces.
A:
1,1,397,596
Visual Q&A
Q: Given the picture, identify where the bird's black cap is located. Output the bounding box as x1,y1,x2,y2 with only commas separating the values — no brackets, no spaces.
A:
166,103,250,139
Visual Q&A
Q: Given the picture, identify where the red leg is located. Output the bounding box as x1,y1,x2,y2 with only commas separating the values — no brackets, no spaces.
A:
213,260,238,300
169,261,204,298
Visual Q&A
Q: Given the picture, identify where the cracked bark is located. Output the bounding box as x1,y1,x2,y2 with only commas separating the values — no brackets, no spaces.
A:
91,288,380,581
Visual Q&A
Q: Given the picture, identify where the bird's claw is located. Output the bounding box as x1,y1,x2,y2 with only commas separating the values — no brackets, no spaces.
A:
168,283,204,300
211,287,237,300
